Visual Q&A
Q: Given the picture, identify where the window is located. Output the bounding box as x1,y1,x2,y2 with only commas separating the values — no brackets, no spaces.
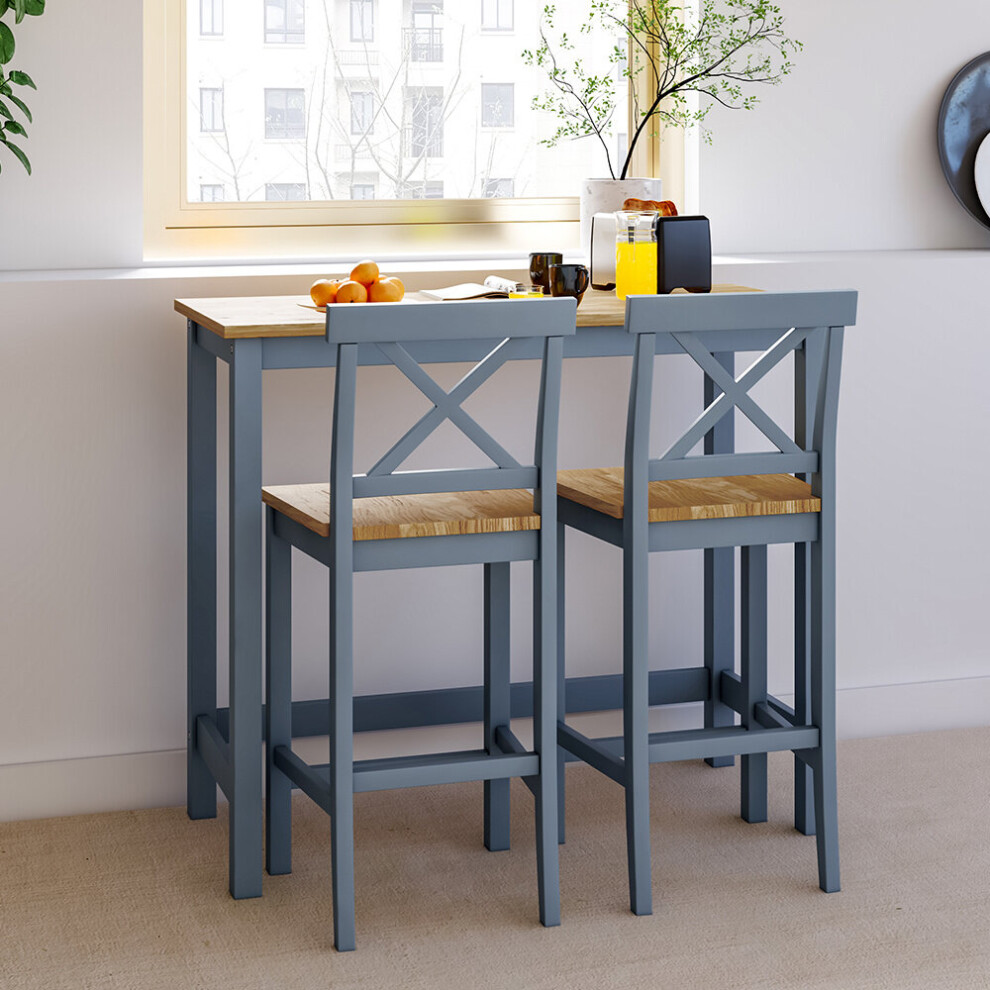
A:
351,183,376,199
200,88,223,132
200,183,224,202
265,183,308,201
405,180,444,199
406,87,444,157
265,88,306,139
482,177,514,198
407,2,443,62
481,83,513,128
265,0,305,44
481,0,512,32
200,0,222,36
350,91,375,135
350,0,374,42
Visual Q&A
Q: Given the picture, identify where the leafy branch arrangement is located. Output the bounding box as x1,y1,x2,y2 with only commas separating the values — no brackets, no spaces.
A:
0,0,44,176
523,0,801,179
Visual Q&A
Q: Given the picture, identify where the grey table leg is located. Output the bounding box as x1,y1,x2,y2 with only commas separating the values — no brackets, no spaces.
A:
556,520,567,845
187,322,218,821
483,562,512,852
227,338,264,900
704,352,735,769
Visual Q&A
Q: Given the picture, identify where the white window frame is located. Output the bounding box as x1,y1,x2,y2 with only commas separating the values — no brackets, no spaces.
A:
200,0,222,36
143,0,661,262
481,0,512,33
481,83,514,128
264,88,306,140
350,0,374,43
199,87,223,132
264,0,305,45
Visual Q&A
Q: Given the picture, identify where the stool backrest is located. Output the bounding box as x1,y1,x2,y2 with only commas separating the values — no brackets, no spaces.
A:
325,297,577,539
622,290,857,521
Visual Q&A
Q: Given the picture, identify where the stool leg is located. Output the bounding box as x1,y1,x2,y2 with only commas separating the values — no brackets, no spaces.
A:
794,542,816,835
556,520,567,845
704,546,736,768
741,546,768,824
534,547,562,927
329,563,356,951
811,531,840,892
265,509,292,876
483,562,512,853
623,538,652,916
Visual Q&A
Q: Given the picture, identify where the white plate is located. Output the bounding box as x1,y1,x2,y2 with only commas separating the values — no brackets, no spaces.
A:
975,132,990,220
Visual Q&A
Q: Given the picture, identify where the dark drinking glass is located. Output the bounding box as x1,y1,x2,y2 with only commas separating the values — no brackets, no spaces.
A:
529,252,564,294
548,263,590,307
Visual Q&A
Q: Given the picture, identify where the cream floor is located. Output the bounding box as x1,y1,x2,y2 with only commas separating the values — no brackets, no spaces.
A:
1,728,988,990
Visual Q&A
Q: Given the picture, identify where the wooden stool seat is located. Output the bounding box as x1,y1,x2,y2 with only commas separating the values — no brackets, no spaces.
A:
262,484,539,540
556,470,820,522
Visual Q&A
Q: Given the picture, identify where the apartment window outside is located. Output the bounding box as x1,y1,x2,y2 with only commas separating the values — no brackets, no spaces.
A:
350,0,374,42
265,182,308,201
350,91,375,135
265,88,306,139
265,0,305,44
407,87,444,157
406,180,444,199
351,183,376,199
200,183,225,201
481,83,513,128
199,88,223,133
482,177,514,198
406,2,443,63
481,0,512,32
200,0,223,36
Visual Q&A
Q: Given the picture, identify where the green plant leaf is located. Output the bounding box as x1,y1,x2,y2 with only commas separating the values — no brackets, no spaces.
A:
4,136,29,172
4,117,25,135
0,99,10,120
24,0,44,14
13,0,26,24
0,22,15,64
9,69,35,88
6,89,29,120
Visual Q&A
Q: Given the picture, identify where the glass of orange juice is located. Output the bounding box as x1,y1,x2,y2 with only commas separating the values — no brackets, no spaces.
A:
615,211,659,300
508,283,546,299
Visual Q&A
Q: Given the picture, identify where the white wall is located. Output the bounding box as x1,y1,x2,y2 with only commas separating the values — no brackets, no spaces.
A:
1,1,989,820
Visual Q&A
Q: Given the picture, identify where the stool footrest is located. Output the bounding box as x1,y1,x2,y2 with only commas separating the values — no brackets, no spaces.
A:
557,723,626,785
273,743,539,804
493,725,538,797
195,715,231,799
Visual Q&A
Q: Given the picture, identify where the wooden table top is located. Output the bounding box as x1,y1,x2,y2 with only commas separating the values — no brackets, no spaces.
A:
175,285,758,340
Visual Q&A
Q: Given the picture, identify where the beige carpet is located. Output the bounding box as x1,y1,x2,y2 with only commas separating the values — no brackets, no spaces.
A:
1,728,988,990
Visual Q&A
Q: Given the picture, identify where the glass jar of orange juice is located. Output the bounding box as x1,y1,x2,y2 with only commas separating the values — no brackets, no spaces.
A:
615,211,658,300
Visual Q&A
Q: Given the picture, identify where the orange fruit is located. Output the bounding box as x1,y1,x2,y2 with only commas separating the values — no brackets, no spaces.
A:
350,259,380,286
335,280,369,304
310,279,341,307
368,277,405,303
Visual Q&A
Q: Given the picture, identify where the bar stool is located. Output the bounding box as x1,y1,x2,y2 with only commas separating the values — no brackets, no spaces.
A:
555,290,857,915
262,297,576,950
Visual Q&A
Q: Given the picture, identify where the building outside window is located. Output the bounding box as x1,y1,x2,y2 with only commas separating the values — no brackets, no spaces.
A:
199,88,223,132
406,180,444,198
481,83,513,127
265,183,308,201
200,0,223,36
200,183,225,201
407,2,443,62
351,183,376,199
407,87,444,157
482,177,514,198
265,88,306,139
481,0,512,32
265,0,305,44
350,91,375,135
350,0,374,42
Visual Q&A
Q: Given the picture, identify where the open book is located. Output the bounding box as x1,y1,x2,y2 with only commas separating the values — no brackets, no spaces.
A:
420,276,519,301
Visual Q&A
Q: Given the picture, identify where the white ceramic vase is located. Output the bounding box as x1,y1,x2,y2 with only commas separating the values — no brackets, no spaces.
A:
579,177,663,259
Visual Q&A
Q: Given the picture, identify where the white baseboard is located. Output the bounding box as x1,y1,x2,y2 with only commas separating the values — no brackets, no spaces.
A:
2,676,988,824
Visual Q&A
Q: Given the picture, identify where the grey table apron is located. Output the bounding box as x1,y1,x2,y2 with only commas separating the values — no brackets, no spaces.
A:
184,306,806,900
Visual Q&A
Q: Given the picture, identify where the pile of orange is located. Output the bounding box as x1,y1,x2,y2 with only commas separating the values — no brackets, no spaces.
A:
310,260,405,307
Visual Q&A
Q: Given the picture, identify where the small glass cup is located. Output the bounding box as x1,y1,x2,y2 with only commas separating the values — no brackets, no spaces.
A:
509,283,546,299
